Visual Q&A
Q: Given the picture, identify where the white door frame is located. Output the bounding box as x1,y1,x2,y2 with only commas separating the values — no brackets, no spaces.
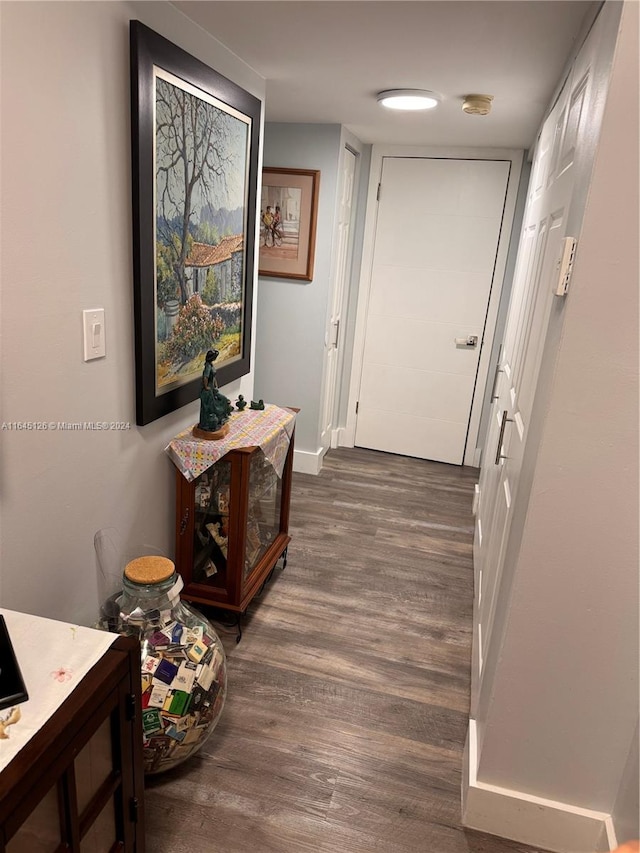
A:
344,145,523,467
319,143,359,455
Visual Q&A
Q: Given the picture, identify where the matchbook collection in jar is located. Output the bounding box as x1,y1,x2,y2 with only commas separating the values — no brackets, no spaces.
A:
102,555,226,774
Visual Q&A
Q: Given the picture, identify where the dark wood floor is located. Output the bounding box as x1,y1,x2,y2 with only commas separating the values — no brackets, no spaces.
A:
145,447,549,853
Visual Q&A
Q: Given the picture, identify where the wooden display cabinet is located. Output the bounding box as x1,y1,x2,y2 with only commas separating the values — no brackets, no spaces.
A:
174,431,295,631
0,635,145,853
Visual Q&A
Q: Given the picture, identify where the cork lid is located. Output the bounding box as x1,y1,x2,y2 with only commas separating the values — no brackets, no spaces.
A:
124,555,175,585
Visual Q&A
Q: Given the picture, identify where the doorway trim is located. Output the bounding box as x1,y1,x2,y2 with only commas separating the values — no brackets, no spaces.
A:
320,139,360,457
344,145,523,467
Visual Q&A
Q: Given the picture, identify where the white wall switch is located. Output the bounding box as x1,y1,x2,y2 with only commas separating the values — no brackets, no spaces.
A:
83,308,106,361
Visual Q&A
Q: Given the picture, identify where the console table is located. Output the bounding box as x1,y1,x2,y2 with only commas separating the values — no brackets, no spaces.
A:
0,609,145,852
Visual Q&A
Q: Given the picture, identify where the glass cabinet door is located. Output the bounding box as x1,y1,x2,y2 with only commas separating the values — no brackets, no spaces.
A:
6,782,61,852
192,458,232,588
244,450,283,581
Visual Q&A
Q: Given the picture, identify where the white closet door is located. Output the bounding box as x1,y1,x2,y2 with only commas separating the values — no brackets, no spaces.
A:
474,12,612,686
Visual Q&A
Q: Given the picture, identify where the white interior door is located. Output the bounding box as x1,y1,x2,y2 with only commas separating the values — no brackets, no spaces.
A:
473,11,611,692
354,157,510,465
319,147,357,453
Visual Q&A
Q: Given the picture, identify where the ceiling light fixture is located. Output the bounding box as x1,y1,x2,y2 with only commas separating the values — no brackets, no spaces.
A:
377,89,440,111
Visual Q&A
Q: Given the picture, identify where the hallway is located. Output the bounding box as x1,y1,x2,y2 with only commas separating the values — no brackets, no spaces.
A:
145,447,548,852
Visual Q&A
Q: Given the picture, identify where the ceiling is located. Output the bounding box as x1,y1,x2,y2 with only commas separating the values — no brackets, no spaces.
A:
174,1,595,149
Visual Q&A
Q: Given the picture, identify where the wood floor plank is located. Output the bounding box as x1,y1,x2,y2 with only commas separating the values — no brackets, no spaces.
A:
215,664,467,750
144,447,550,853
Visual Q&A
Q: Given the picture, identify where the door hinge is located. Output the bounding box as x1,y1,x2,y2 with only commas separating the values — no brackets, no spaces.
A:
130,797,139,823
555,236,577,296
355,401,359,414
125,693,137,721
330,318,340,348
376,183,381,201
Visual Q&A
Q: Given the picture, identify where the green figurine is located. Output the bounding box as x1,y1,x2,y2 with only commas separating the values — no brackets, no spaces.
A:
199,349,232,432
235,394,247,411
249,399,265,411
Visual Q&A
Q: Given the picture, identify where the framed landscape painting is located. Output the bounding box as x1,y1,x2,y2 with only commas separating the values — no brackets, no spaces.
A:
258,167,320,281
130,21,261,425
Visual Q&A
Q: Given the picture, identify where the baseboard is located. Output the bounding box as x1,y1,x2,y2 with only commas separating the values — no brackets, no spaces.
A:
293,447,324,475
338,425,355,448
602,818,618,852
462,720,615,853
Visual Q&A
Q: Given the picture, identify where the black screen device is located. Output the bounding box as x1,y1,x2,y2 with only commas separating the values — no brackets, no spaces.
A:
0,615,29,711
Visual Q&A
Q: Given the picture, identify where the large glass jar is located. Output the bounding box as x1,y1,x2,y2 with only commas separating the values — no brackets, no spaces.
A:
114,556,226,775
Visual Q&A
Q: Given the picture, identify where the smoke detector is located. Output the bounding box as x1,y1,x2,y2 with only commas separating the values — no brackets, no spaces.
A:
462,94,494,115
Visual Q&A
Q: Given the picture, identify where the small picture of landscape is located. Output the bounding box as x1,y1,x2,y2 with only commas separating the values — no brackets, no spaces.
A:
154,69,251,394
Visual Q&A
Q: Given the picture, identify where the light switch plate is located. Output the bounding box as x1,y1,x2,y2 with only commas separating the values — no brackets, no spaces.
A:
83,308,106,361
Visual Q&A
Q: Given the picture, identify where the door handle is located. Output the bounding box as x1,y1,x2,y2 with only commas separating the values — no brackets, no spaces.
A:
494,410,514,465
455,335,478,347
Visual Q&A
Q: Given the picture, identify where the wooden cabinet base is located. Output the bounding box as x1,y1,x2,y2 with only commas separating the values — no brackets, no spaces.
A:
192,423,230,441
0,636,145,852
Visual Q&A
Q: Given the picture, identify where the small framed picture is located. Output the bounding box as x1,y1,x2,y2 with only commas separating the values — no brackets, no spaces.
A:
197,485,211,509
259,168,320,281
217,486,230,514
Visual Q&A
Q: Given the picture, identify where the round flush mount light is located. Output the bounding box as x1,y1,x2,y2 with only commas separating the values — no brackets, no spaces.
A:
462,94,494,115
377,89,441,111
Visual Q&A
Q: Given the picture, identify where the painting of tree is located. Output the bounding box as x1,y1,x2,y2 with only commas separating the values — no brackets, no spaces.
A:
131,21,260,425
154,70,250,392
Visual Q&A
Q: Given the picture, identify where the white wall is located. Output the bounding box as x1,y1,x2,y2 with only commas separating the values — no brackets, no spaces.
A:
255,123,342,460
469,1,638,845
0,1,265,625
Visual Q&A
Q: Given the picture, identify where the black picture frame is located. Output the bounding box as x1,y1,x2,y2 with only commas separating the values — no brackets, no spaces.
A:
0,616,29,712
130,21,261,426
